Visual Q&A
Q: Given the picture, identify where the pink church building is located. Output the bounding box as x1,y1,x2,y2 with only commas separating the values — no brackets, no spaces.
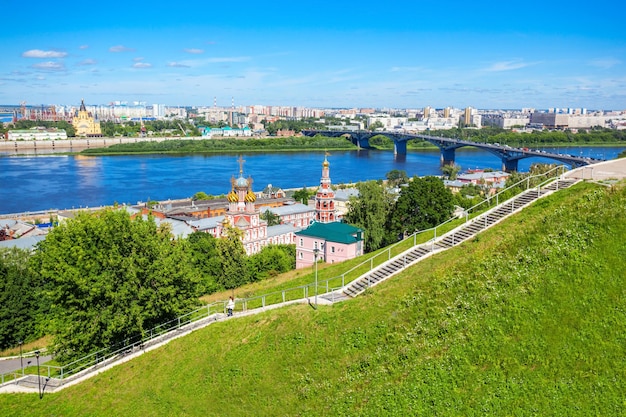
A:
295,155,364,269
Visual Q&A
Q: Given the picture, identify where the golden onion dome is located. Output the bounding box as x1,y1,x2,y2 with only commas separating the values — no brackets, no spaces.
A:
227,190,238,202
245,189,256,202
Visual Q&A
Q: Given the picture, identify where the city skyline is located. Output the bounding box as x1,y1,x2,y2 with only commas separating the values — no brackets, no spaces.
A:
2,0,624,110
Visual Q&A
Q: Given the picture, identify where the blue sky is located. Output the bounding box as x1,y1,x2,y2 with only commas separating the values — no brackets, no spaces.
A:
2,0,624,110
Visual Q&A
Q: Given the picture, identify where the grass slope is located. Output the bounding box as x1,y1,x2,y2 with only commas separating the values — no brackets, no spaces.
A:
1,182,625,416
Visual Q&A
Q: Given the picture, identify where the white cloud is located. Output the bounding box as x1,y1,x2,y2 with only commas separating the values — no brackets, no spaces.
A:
589,58,621,69
484,60,535,72
31,61,65,71
109,45,134,53
184,48,204,54
22,49,67,58
133,57,144,62
79,45,89,50
168,62,191,68
78,59,97,66
132,62,152,68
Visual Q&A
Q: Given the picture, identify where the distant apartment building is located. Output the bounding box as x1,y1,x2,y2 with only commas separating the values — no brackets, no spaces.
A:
482,113,530,129
367,115,409,129
402,119,456,132
460,107,482,127
530,111,611,129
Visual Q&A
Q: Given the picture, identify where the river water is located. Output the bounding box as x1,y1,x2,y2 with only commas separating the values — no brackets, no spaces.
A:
0,146,624,215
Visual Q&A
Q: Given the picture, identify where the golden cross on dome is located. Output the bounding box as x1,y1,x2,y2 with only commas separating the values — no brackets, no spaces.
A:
237,155,245,176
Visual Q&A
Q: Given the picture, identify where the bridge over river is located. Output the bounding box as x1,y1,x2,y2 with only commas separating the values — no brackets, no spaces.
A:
302,129,604,172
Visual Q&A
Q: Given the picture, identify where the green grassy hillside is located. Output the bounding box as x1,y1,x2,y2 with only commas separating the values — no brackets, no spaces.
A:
2,181,625,416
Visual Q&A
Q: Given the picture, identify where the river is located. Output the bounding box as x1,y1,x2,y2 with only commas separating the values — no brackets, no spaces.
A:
0,146,624,215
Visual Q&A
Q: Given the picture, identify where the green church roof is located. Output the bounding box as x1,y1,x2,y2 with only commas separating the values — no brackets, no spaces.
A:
295,221,363,244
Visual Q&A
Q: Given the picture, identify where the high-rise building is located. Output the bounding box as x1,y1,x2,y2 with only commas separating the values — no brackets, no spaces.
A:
464,107,473,126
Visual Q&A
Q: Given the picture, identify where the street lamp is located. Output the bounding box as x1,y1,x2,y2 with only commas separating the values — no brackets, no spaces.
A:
18,340,23,374
35,350,42,399
313,247,320,308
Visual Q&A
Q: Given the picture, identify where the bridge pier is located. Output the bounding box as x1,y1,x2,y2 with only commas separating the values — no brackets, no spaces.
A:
394,140,407,155
441,148,455,166
356,138,370,149
502,159,519,172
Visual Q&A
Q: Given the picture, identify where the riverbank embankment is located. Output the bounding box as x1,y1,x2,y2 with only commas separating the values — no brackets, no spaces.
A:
0,136,203,153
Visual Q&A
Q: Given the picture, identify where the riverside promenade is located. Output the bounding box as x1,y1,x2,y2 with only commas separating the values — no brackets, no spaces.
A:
0,136,204,152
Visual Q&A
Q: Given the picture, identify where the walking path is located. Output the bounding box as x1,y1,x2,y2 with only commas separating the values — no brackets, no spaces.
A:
564,157,626,181
0,355,52,374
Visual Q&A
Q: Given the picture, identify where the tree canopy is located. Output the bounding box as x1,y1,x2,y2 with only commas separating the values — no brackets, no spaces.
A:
344,181,393,252
385,169,408,187
0,248,48,350
387,176,455,240
292,187,315,205
260,210,281,226
31,209,200,363
215,226,250,290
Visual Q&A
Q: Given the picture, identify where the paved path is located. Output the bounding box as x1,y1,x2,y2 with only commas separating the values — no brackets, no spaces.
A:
0,355,53,374
565,158,626,181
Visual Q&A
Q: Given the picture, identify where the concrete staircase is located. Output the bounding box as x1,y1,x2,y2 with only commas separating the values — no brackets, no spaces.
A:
341,178,579,298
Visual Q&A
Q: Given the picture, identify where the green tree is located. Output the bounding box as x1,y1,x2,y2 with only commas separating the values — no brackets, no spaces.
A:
293,187,314,205
385,169,408,187
441,164,461,180
369,135,393,148
368,120,384,131
31,209,200,363
192,191,210,201
387,176,455,241
260,210,281,226
187,232,222,295
0,248,47,350
344,181,394,252
215,225,250,290
56,120,76,137
247,244,295,280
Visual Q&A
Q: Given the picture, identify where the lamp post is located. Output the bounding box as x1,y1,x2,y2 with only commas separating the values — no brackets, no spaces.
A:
18,340,23,374
35,350,42,399
313,247,319,308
